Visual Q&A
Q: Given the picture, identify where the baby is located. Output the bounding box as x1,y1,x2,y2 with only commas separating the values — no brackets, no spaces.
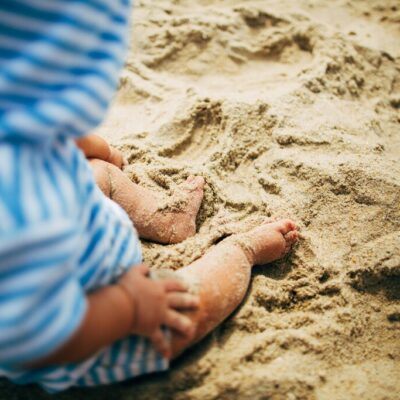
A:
0,0,298,393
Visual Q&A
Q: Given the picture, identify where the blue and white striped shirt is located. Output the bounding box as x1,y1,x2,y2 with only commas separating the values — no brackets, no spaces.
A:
0,0,129,144
0,0,168,392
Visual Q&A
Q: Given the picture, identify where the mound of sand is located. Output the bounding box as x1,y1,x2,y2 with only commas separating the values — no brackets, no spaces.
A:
1,0,399,399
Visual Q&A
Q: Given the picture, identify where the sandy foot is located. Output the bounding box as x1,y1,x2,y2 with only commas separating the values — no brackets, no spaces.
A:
236,219,299,265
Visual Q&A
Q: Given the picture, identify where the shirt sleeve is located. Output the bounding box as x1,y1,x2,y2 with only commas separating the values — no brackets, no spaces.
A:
0,218,87,367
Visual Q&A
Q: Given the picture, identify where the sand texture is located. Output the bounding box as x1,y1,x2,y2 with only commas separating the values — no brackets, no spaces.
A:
1,0,399,399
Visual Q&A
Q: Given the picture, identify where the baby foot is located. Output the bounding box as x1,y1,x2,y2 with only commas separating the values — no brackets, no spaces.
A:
235,219,299,265
167,175,205,244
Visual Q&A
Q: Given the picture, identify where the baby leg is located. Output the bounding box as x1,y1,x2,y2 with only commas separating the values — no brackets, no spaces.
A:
171,219,299,358
89,159,205,244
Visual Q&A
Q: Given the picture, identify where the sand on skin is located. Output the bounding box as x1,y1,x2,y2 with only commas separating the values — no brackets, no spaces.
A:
1,0,399,399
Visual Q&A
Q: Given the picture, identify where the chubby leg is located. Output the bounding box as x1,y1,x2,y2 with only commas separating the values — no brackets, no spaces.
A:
171,219,299,358
90,159,205,244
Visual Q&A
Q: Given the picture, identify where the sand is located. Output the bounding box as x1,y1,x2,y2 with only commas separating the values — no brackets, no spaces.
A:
1,0,399,399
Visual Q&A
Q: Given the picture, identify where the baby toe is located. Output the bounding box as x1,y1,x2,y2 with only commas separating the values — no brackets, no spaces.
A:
283,231,298,255
285,230,299,244
186,175,196,183
192,176,205,189
184,176,205,191
275,219,297,235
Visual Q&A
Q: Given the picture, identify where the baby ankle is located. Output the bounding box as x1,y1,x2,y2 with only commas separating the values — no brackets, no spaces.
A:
225,235,256,266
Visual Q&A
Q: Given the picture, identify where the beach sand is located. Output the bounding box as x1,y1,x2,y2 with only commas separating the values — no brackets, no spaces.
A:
1,0,399,399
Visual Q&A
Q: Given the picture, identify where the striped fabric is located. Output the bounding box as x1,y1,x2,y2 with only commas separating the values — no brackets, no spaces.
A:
0,0,129,143
0,0,169,393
